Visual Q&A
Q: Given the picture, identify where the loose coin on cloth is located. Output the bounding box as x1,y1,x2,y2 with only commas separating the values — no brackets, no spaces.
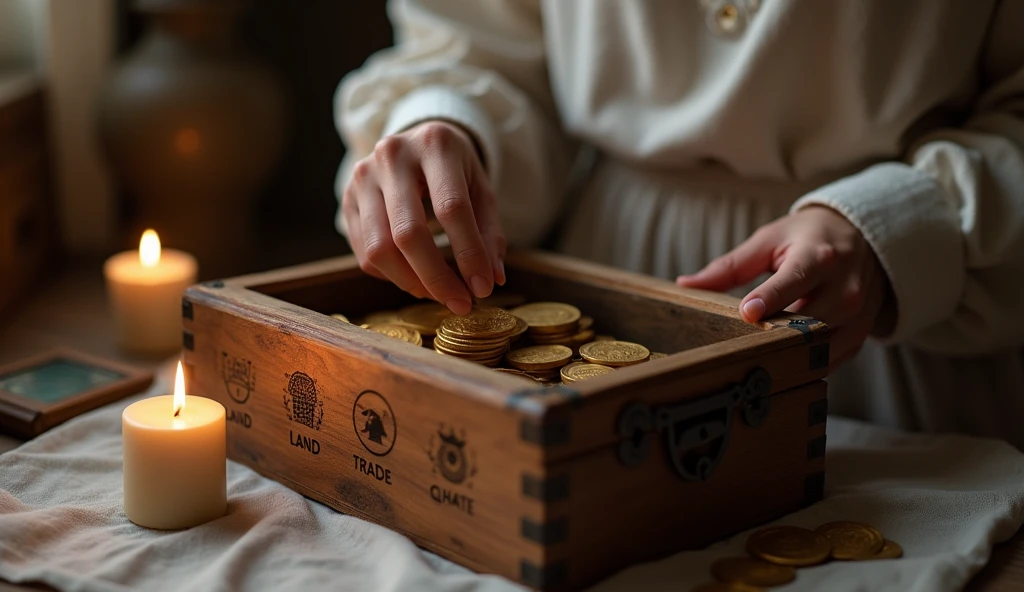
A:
710,557,796,586
746,525,832,567
871,540,903,559
816,521,884,560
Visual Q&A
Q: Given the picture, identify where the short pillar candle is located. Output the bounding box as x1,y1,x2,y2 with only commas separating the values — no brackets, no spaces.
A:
122,362,226,529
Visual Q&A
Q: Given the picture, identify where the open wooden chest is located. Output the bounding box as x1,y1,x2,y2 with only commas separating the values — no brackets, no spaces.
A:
182,250,830,590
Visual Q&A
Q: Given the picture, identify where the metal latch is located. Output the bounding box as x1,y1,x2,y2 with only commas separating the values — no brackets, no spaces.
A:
616,367,772,481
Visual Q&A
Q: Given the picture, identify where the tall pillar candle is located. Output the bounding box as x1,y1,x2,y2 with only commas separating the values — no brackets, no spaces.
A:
122,361,226,529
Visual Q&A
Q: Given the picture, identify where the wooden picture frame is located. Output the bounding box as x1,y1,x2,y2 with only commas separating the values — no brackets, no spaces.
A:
0,348,154,439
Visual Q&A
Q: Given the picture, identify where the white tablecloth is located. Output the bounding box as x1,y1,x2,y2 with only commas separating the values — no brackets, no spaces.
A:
1,375,1022,592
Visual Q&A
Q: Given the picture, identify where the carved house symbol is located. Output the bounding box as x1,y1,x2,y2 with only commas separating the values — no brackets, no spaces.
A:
361,409,388,444
287,372,319,429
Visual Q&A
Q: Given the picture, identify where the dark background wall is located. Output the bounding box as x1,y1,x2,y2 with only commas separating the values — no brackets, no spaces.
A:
113,0,394,268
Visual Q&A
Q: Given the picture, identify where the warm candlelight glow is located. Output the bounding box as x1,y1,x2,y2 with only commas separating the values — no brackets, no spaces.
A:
139,229,162,268
173,361,186,417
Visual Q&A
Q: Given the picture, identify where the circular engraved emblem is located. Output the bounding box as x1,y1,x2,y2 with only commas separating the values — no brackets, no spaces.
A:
353,390,397,457
437,436,468,484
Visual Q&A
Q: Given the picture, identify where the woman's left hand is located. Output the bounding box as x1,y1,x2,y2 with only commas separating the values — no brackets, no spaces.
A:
676,205,894,370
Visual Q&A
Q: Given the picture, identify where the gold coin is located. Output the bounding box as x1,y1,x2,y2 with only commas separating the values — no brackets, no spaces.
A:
506,345,573,371
648,352,668,360
561,363,614,383
433,340,508,359
330,313,351,323
816,521,885,560
746,525,832,567
593,335,615,341
366,323,423,346
510,302,581,333
691,583,765,592
362,310,401,325
441,306,518,339
710,557,796,587
871,540,903,560
398,303,453,336
578,316,594,331
434,330,510,351
510,316,529,341
579,341,650,367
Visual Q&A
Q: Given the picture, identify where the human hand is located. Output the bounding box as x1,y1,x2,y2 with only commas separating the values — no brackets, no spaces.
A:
676,205,894,369
342,120,506,315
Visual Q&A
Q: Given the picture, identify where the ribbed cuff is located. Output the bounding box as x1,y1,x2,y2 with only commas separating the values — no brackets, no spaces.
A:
383,85,501,187
791,162,964,343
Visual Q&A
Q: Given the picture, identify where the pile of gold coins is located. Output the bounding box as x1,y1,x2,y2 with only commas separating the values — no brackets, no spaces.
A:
332,298,668,385
692,521,903,591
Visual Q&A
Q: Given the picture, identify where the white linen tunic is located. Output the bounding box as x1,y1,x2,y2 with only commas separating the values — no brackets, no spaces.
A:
335,0,1024,448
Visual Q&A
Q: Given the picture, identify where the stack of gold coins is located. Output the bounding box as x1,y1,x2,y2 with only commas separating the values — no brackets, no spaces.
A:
579,340,651,367
365,323,423,346
692,521,902,591
510,302,582,345
433,306,518,367
560,362,614,383
506,345,574,382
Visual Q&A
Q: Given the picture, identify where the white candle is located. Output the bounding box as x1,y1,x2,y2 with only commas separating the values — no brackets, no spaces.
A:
122,362,226,530
104,229,198,356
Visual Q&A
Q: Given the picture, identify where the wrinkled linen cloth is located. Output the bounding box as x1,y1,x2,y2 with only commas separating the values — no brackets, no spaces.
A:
1,374,1022,592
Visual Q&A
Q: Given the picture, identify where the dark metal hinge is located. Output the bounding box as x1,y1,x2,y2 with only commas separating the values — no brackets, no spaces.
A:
520,418,571,447
183,331,194,351
521,517,568,544
182,298,194,320
522,474,570,502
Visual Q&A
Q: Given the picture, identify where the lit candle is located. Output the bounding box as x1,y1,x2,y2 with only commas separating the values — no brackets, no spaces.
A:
122,362,226,529
104,229,198,356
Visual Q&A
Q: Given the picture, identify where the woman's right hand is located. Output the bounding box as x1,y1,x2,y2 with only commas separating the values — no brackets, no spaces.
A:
342,120,507,316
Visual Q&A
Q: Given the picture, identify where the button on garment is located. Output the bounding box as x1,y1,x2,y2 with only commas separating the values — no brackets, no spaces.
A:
701,0,762,37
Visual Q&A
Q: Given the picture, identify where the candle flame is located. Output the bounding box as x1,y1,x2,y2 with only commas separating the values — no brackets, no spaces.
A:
173,361,186,417
139,229,161,268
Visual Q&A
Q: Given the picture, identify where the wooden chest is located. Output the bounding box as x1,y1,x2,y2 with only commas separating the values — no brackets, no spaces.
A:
182,250,830,590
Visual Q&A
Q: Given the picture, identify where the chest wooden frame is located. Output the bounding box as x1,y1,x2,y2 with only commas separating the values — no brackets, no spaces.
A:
182,250,829,590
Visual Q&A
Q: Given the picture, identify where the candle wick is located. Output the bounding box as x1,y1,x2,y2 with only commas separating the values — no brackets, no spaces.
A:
174,408,181,417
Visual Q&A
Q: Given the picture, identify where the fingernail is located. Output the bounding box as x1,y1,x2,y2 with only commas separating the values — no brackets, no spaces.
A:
445,298,473,316
496,260,506,286
742,298,766,322
469,274,491,298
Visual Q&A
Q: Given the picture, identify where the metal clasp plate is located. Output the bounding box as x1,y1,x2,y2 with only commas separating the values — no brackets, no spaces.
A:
617,367,772,481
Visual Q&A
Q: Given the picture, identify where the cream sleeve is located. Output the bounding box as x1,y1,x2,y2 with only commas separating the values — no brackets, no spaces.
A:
791,1,1024,355
333,0,573,247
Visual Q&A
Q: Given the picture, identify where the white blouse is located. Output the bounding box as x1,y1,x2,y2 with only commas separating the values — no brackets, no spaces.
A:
335,0,1024,355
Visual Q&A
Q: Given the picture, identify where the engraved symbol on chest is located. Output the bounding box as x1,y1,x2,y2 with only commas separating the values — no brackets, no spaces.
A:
221,352,255,404
353,390,397,457
283,371,324,430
